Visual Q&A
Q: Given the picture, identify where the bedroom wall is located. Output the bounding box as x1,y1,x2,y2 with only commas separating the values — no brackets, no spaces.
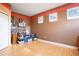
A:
31,3,79,46
11,12,31,34
11,12,31,25
11,12,31,31
11,12,31,44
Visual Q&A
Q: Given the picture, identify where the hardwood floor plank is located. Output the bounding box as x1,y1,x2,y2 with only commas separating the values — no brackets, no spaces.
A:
0,40,79,56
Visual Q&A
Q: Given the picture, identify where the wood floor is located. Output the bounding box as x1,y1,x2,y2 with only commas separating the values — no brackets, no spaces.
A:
0,40,79,56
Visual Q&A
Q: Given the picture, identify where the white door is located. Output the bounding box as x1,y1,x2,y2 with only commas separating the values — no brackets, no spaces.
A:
0,12,9,50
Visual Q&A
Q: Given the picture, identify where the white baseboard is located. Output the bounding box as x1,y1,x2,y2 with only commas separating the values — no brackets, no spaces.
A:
38,39,78,50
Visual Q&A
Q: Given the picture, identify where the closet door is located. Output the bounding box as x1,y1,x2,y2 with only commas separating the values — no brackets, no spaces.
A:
0,12,9,50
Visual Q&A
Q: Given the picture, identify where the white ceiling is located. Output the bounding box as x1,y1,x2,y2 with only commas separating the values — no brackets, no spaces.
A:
10,3,66,16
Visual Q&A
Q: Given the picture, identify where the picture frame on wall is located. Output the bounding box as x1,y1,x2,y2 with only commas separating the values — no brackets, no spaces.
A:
67,6,79,20
38,16,44,24
49,12,57,22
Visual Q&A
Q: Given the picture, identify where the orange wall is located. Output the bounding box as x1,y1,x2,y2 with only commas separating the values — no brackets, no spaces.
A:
31,3,79,19
31,3,79,46
11,12,31,20
0,3,11,10
0,3,11,15
11,12,31,27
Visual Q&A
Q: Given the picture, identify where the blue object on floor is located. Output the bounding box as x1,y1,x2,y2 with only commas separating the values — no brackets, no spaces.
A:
23,36,32,42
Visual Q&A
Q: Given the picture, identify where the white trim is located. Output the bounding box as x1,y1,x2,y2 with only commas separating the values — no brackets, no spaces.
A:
38,39,78,49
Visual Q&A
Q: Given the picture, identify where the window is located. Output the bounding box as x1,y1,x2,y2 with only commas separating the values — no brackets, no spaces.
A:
38,16,44,24
67,6,79,20
49,12,57,22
